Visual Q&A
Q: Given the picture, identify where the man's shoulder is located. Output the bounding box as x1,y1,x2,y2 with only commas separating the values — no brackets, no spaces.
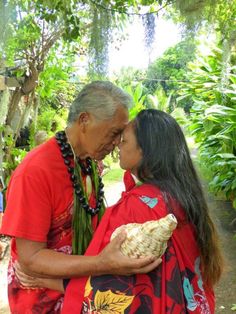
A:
13,137,60,176
27,137,58,160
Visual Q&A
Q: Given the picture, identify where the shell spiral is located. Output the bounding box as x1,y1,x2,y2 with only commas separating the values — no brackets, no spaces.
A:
111,214,177,258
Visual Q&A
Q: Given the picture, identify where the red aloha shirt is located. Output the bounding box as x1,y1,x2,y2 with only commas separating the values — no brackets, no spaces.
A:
1,137,99,313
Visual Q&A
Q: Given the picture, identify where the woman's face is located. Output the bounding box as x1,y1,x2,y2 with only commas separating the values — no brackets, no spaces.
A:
118,122,142,174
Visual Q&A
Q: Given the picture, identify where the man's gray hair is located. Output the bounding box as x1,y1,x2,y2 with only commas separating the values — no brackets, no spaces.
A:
67,81,133,125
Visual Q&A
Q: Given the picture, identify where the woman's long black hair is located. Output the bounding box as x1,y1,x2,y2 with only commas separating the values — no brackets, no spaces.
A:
134,109,223,287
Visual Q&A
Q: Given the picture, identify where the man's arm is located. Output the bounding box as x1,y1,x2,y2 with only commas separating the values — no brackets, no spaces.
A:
16,232,161,278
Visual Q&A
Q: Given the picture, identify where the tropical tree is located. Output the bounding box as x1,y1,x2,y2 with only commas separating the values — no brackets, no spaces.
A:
144,38,196,112
1,0,235,182
0,1,81,179
0,0,171,180
179,48,236,209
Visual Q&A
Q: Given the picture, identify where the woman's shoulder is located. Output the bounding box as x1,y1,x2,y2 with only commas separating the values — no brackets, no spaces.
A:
115,183,167,222
125,183,187,222
130,182,162,199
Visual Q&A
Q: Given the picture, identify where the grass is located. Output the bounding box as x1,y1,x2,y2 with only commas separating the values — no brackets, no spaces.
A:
102,164,124,187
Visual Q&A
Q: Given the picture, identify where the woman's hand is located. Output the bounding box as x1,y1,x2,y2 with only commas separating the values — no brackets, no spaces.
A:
97,231,162,276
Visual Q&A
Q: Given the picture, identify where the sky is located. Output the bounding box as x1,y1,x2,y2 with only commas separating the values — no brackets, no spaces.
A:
74,15,182,78
109,15,181,74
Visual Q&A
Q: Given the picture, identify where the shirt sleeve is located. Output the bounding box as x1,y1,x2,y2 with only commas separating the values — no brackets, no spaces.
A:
1,166,52,242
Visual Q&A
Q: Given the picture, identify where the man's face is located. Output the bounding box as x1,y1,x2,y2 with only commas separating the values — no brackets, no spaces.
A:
79,105,129,160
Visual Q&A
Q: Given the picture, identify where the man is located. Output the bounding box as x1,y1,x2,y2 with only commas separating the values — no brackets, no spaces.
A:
1,81,160,313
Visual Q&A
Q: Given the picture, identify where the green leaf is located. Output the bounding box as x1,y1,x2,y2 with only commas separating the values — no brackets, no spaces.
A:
231,304,236,311
216,153,236,159
203,120,214,132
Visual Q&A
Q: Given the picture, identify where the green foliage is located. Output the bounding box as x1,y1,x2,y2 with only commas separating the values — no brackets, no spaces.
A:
171,0,216,29
123,83,147,119
117,78,177,120
231,304,236,311
113,66,145,88
88,3,112,79
2,133,27,183
2,0,236,188
171,107,189,129
115,67,180,116
38,43,76,107
103,167,124,186
88,0,170,14
36,106,67,137
180,48,236,208
23,0,82,42
171,0,236,38
0,1,16,60
146,87,171,112
144,38,196,111
0,0,80,180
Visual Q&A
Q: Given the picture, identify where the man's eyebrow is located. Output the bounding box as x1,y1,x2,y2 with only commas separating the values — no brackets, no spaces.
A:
112,128,123,133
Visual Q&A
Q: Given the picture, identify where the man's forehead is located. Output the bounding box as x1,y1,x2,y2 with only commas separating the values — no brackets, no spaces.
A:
110,126,125,133
110,118,129,130
113,105,129,120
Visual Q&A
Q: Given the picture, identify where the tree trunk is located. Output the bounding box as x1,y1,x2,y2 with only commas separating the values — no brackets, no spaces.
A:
5,88,23,127
2,26,63,181
6,62,39,130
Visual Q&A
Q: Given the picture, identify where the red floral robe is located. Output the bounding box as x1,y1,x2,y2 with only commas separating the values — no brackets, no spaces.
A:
62,171,215,314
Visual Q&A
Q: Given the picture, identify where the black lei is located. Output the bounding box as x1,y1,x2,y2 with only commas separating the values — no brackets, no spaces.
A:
55,131,106,254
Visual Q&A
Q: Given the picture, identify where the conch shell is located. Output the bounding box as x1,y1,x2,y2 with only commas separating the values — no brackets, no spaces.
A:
111,214,177,258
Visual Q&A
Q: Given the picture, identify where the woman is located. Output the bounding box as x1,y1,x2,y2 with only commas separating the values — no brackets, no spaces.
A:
17,109,223,313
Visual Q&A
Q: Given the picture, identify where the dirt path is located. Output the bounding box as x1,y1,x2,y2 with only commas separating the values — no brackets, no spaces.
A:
207,195,236,313
0,182,235,313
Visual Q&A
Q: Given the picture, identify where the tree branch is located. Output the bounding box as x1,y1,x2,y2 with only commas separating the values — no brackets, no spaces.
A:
89,0,173,16
21,62,39,95
37,27,64,70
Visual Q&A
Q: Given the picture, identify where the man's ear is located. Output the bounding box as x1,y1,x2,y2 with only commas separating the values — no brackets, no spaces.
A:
77,112,90,132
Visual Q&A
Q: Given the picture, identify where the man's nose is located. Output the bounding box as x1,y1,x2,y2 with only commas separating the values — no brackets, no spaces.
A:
112,134,121,147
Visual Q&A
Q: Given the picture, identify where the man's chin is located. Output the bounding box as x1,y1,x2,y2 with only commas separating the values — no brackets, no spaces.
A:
94,151,110,161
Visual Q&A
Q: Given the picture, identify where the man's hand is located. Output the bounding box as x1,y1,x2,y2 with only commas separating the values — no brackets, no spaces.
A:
15,233,161,279
15,261,64,292
14,261,39,289
97,231,162,276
